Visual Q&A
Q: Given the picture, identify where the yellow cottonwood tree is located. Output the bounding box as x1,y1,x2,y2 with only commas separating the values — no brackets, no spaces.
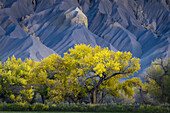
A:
64,44,141,104
0,56,33,103
29,54,82,103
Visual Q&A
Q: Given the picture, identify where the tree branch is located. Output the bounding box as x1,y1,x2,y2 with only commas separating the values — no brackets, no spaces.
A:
104,72,125,81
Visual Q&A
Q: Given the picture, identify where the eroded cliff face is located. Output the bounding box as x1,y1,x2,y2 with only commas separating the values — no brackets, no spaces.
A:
0,0,169,75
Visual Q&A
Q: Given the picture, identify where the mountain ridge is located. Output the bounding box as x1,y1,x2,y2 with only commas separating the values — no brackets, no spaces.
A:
0,0,169,76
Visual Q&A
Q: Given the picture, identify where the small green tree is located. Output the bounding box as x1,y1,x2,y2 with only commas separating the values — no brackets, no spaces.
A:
144,58,170,104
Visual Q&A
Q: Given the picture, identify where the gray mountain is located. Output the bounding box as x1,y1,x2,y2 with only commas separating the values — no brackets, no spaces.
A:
0,0,169,75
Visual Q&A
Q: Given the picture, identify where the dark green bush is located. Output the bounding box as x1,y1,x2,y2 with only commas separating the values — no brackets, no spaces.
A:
31,103,49,111
0,103,30,111
0,103,169,113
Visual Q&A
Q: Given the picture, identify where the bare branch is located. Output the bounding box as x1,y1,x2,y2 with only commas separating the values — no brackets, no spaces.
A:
84,75,99,83
104,72,125,80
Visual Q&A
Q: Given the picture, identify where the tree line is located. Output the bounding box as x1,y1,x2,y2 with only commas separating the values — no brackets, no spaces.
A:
0,44,169,105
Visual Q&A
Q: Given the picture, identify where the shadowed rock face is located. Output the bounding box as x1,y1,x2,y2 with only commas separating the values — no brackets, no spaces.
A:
0,0,169,75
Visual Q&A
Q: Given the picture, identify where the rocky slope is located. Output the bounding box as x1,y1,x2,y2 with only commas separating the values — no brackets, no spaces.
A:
0,0,169,75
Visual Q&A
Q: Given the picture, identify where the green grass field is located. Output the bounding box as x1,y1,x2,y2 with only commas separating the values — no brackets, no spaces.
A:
0,111,134,113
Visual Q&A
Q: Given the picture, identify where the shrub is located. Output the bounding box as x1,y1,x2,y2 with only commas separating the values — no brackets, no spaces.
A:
31,103,49,111
0,103,169,113
0,103,30,111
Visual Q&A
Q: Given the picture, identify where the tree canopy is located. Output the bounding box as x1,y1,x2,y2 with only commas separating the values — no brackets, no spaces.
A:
144,58,170,104
64,44,142,103
0,44,143,104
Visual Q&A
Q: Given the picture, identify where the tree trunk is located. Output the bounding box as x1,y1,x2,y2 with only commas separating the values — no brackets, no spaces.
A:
88,93,92,104
93,89,97,104
30,91,37,104
99,90,104,104
161,85,167,104
139,86,144,104
41,94,45,104
93,78,103,104
101,91,104,104
163,94,166,104
85,85,92,103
